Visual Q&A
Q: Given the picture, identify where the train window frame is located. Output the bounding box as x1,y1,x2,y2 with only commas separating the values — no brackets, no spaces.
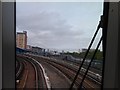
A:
1,1,120,89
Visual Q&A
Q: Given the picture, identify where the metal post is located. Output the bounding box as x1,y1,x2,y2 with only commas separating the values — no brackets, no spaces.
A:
2,1,15,88
0,1,2,89
103,2,119,88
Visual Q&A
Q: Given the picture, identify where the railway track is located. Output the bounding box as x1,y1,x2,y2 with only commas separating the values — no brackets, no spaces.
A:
51,56,102,75
16,56,36,88
26,54,101,89
16,59,24,80
48,58,102,85
16,55,51,89
43,57,102,84
41,58,100,89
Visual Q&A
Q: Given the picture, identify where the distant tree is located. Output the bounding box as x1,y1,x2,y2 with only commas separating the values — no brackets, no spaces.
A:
63,50,103,60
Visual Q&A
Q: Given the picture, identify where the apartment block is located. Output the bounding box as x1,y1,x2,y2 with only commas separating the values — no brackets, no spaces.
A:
16,31,27,49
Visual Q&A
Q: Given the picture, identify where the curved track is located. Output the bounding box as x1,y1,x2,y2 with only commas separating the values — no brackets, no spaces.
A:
16,59,24,80
35,58,72,89
16,55,50,89
27,54,101,89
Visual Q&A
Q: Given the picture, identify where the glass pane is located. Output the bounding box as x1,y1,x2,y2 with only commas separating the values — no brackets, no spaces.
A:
16,1,103,89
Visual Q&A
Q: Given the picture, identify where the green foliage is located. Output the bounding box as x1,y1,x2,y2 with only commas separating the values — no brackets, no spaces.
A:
64,50,103,60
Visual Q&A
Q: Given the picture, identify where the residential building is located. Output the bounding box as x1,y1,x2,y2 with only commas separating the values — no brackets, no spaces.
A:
16,31,27,49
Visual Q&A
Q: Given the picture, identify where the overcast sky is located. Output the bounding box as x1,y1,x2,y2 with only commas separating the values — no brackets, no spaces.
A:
16,2,103,52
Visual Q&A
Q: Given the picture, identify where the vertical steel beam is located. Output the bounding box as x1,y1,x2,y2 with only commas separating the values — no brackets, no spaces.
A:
0,1,2,90
102,2,109,89
2,1,15,88
118,2,120,89
103,2,119,88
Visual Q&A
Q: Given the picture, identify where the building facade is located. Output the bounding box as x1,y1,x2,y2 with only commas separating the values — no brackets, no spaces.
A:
16,31,27,49
32,46,45,55
82,48,96,52
27,45,32,50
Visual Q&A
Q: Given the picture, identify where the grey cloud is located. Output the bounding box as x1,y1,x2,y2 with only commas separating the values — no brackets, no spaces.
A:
17,11,85,50
16,2,103,51
17,12,68,31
